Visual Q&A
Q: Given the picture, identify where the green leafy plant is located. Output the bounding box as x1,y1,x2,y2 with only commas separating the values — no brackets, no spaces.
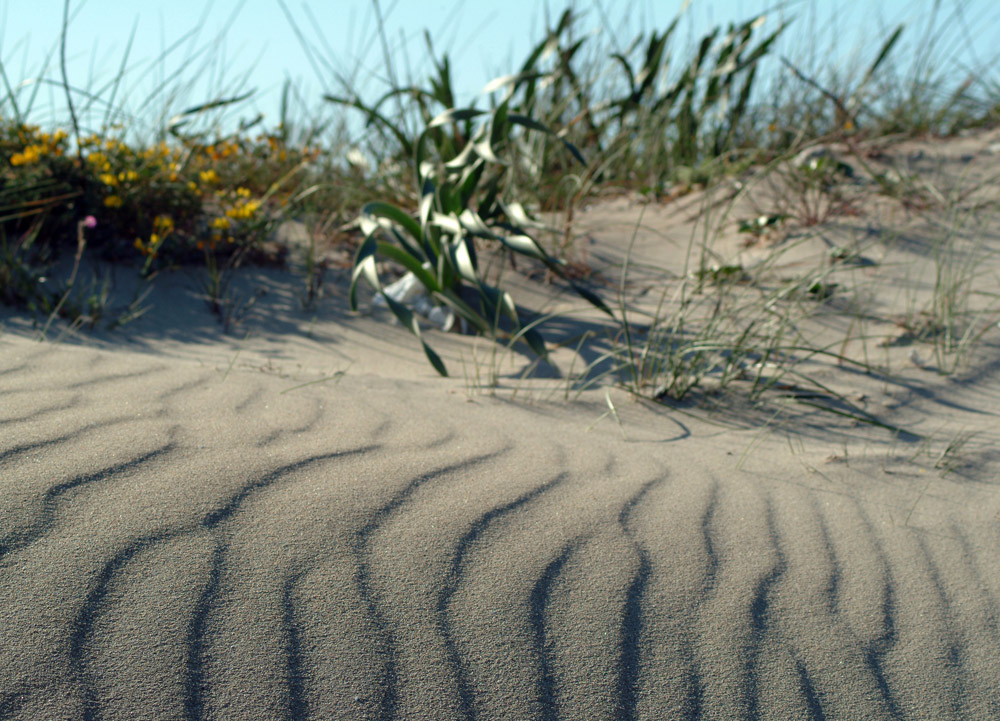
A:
349,102,610,375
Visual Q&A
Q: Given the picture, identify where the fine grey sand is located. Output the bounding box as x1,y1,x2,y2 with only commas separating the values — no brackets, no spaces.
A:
3,131,1000,720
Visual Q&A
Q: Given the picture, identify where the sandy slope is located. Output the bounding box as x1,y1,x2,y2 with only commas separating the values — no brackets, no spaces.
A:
2,130,1000,720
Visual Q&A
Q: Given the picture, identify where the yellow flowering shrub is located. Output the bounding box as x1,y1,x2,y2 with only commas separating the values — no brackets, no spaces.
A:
1,116,325,269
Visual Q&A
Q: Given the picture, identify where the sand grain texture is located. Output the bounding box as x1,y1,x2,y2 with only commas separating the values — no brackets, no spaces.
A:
3,130,1000,720
2,332,999,721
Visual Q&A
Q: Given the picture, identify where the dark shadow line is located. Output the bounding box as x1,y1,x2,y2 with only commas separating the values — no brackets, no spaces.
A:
63,365,162,391
0,445,173,561
795,656,828,721
0,359,32,378
853,504,903,720
351,449,508,721
913,534,970,718
0,682,33,719
529,540,579,721
0,397,79,425
0,419,132,465
185,449,374,718
698,480,721,599
185,542,223,721
9,432,366,720
151,373,220,405
202,447,373,529
810,496,842,617
618,554,651,721
680,478,721,720
282,572,308,721
68,532,170,721
437,473,567,721
257,402,325,448
743,496,787,721
616,477,664,721
952,526,1000,646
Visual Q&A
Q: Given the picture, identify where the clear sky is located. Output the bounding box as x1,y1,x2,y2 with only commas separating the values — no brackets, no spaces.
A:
1,0,996,140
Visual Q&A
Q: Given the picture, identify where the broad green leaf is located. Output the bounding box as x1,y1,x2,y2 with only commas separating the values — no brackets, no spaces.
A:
435,290,492,334
481,71,545,95
375,242,442,292
429,107,486,128
443,141,478,169
458,208,493,237
429,212,463,235
471,138,503,164
448,237,479,284
349,236,381,310
457,160,485,209
361,202,423,245
419,177,436,228
499,233,549,260
507,112,554,134
521,326,548,358
381,293,448,376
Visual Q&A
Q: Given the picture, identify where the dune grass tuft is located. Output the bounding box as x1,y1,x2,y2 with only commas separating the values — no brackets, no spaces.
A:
1,2,998,432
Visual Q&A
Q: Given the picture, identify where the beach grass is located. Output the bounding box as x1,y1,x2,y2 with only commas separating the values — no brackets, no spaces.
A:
1,1,998,429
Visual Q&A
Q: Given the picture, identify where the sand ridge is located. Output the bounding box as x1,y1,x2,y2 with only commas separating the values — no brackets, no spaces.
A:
2,328,999,720
2,129,1000,719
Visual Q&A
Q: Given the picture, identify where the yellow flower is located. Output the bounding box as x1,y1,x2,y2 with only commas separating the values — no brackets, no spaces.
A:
104,195,123,208
225,197,261,220
119,170,139,182
236,186,251,198
187,181,198,192
99,173,118,186
11,145,42,166
199,169,219,184
211,216,231,230
154,215,174,234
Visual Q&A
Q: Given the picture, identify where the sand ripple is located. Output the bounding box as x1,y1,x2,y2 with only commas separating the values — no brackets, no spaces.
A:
2,338,999,720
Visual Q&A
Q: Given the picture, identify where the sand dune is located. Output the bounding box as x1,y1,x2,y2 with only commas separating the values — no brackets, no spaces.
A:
3,128,1000,719
2,327,999,720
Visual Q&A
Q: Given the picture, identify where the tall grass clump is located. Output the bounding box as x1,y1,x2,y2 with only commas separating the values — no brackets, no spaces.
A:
0,1,997,427
0,5,374,329
330,7,793,373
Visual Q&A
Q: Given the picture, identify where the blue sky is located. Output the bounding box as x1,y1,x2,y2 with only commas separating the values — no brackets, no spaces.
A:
1,1,996,139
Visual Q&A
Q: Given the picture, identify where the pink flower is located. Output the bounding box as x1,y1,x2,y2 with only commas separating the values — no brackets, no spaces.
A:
83,215,97,228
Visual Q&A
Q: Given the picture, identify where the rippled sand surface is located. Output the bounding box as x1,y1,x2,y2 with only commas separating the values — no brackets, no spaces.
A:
3,128,1000,720
2,330,999,721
